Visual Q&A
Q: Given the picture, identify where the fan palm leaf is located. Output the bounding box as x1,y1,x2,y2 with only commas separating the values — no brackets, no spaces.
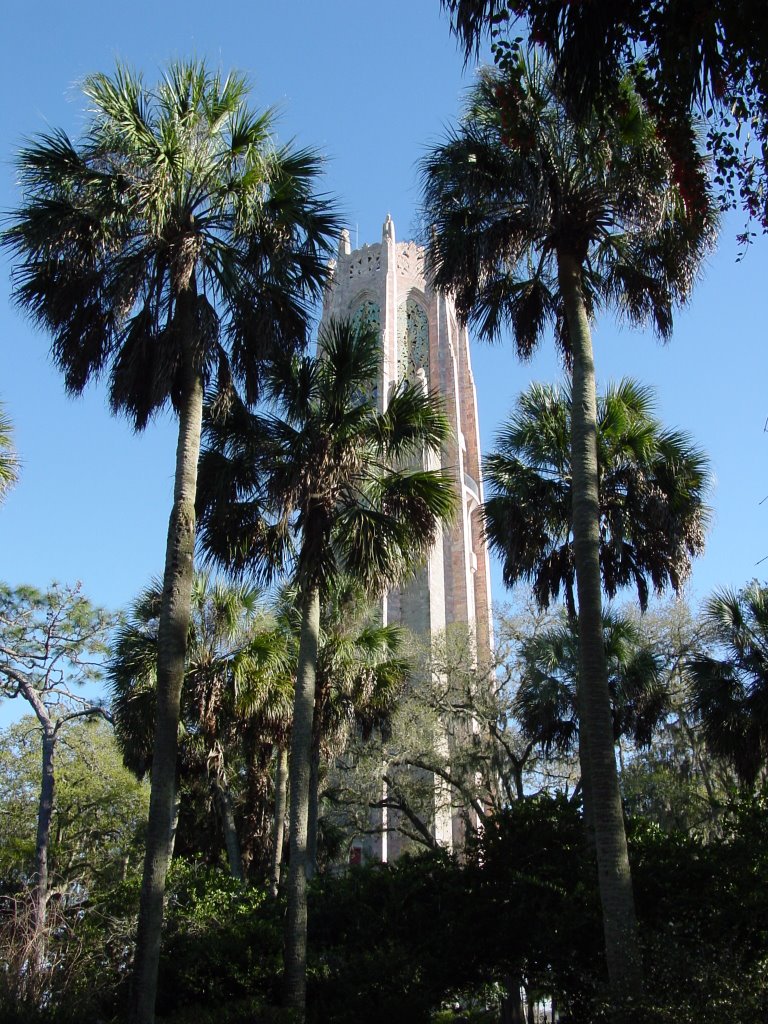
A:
0,404,20,503
485,378,711,613
687,584,768,787
516,611,668,758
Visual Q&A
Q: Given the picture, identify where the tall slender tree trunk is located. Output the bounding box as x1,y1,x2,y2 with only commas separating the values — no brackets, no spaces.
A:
271,745,289,896
168,791,181,862
500,977,526,1024
557,250,643,1002
565,581,593,837
306,734,322,880
131,317,204,1024
216,781,244,882
18,682,61,966
283,583,321,1021
33,728,56,957
241,741,274,879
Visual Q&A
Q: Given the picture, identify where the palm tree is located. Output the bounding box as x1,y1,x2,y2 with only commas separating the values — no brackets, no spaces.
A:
485,378,710,618
3,61,339,1023
257,580,408,887
486,378,709,838
0,403,19,502
516,610,668,764
307,579,409,877
109,572,291,881
197,317,454,1020
421,52,716,1000
687,583,768,788
441,0,768,233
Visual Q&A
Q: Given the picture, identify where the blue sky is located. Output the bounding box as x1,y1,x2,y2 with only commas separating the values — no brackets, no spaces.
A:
1,0,767,637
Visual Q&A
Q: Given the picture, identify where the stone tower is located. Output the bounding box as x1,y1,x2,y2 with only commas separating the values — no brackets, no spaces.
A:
321,216,493,857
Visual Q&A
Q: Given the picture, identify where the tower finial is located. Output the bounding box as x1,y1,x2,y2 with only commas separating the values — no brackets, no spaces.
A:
382,213,395,243
338,228,351,257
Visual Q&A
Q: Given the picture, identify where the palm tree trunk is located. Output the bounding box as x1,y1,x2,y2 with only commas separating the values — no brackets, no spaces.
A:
131,327,203,1024
33,728,56,960
168,791,181,862
271,745,289,896
283,583,321,1020
557,250,643,1002
306,733,322,880
566,581,593,837
216,781,244,882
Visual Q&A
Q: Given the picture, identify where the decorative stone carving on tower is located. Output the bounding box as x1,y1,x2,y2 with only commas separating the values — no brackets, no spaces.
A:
321,216,493,858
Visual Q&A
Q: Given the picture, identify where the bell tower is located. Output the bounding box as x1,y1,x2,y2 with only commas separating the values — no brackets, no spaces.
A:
321,216,493,855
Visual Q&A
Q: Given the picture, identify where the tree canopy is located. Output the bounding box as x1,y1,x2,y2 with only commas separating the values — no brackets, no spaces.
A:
484,378,711,614
443,0,768,240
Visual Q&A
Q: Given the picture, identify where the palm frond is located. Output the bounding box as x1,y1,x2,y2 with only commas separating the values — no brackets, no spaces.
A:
0,404,20,500
686,583,768,786
484,377,710,611
3,59,341,426
420,49,718,365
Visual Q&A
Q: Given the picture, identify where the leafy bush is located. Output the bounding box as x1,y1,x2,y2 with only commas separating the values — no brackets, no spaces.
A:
4,793,766,1024
155,863,283,1021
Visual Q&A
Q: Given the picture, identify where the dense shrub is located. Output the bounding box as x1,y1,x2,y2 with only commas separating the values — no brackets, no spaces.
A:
2,793,767,1023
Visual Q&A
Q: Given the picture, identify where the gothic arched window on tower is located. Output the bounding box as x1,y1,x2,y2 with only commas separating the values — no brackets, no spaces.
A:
351,298,381,338
397,298,429,383
350,298,381,405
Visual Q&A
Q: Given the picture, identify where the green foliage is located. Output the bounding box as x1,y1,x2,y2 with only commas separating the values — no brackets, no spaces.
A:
421,53,717,362
7,791,762,1024
443,1,768,233
0,718,146,1023
308,852,482,1024
197,317,455,596
0,581,113,704
622,743,720,834
466,796,603,1015
625,791,768,1022
110,572,288,776
306,792,768,1022
0,403,19,502
109,572,291,878
3,60,340,424
0,864,284,1024
687,582,768,786
516,609,669,756
152,863,282,1020
305,798,601,1023
0,717,148,892
485,379,711,612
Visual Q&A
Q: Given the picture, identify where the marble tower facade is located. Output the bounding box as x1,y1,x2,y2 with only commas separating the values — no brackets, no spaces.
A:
321,216,493,857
